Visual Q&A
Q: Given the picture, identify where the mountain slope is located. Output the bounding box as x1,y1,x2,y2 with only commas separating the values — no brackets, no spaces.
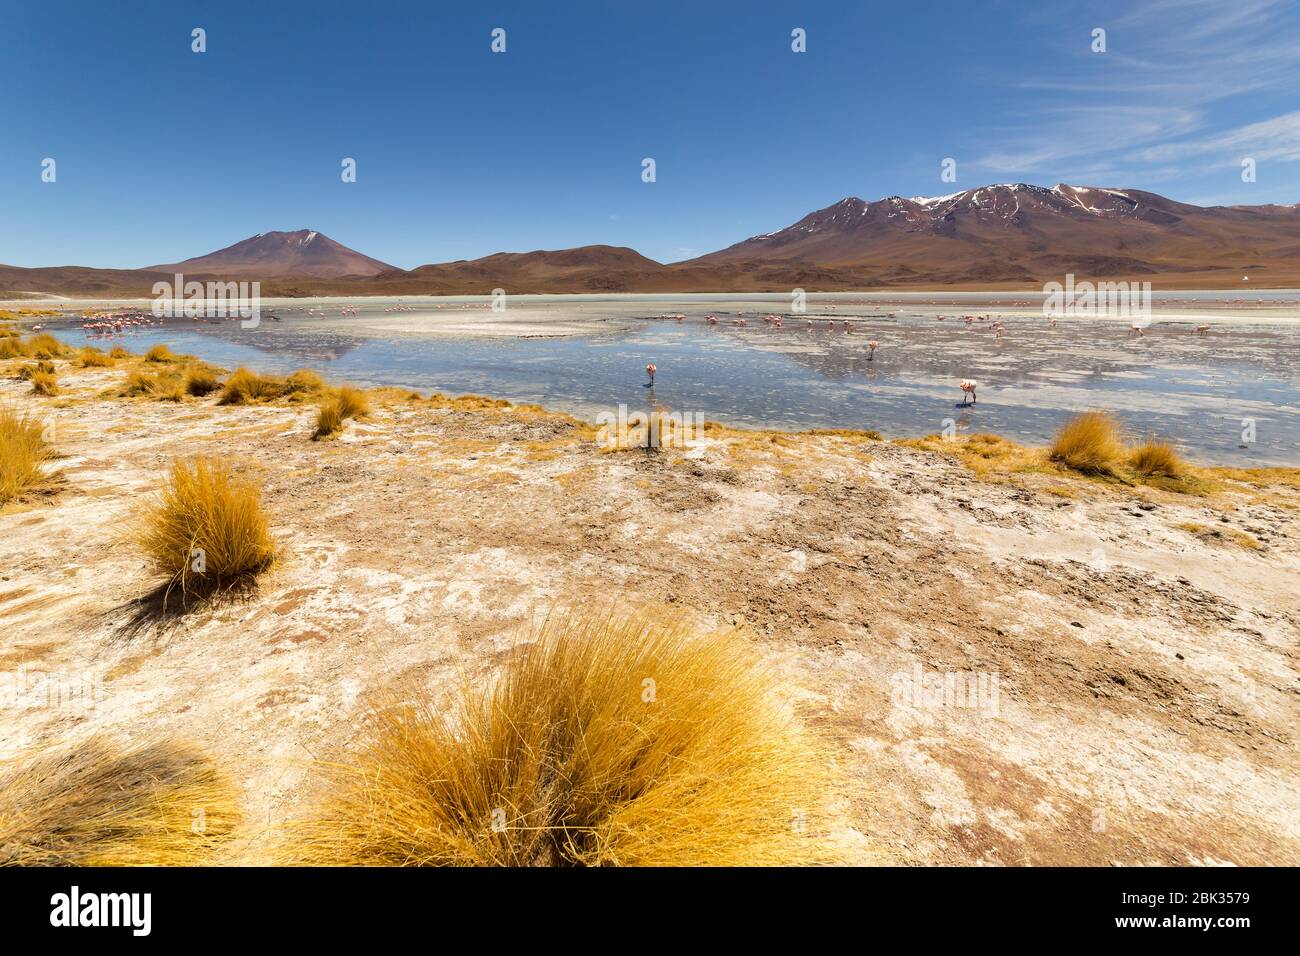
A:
149,230,398,278
689,184,1300,284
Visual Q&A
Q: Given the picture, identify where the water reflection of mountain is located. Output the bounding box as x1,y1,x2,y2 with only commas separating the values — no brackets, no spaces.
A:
189,321,363,363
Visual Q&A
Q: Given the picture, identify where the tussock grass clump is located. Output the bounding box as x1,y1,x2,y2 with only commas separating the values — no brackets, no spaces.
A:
29,370,59,396
1048,412,1126,475
1129,440,1184,478
216,366,285,405
15,360,55,381
312,385,370,440
288,611,842,866
131,457,276,601
284,369,326,396
1,333,70,360
121,370,158,396
313,401,344,440
24,333,69,360
336,385,369,418
109,345,130,359
77,346,115,368
144,343,182,363
183,366,220,397
0,737,238,866
0,405,53,504
121,369,175,398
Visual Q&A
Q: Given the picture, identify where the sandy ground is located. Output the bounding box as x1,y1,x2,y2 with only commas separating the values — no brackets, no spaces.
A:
2,362,1298,866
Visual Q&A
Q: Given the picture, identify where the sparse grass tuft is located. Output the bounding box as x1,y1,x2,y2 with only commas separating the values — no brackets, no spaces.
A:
0,404,53,504
109,346,130,359
131,457,276,602
1048,412,1126,475
29,370,59,396
1129,440,1184,478
0,737,238,866
896,432,1045,478
286,610,843,866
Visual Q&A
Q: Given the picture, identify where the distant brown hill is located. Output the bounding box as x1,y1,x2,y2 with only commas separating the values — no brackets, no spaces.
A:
3,185,1300,299
148,229,397,279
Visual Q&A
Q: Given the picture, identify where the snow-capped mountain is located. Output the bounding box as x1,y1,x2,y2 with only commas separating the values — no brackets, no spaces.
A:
683,183,1300,284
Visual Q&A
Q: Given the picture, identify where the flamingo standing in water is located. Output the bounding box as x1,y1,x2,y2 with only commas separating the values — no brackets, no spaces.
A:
868,339,879,360
960,379,978,404
646,363,656,385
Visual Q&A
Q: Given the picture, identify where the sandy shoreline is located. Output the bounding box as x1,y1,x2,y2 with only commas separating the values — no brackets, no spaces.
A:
7,292,1300,329
2,355,1297,866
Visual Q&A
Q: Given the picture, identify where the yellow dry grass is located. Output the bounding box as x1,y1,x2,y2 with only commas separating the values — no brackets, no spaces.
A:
336,385,369,418
0,404,53,504
0,737,238,866
184,366,220,397
312,385,370,440
120,369,183,401
1129,440,1184,478
76,346,115,368
312,400,343,440
284,369,327,396
4,332,71,360
15,360,55,381
216,366,284,405
1048,412,1126,475
144,343,182,363
285,610,844,866
897,432,1046,477
131,456,276,601
29,370,59,396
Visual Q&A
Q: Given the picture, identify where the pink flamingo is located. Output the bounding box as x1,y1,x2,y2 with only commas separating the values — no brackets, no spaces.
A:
646,363,656,384
960,379,978,404
868,339,879,360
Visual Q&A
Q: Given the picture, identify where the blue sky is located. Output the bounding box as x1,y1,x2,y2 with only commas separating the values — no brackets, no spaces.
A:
3,0,1298,269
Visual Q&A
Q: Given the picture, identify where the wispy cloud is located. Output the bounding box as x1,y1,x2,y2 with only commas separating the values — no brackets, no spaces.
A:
967,0,1300,190
1135,111,1300,164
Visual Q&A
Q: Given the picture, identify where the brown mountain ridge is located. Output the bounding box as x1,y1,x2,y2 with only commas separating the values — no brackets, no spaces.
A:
3,184,1299,298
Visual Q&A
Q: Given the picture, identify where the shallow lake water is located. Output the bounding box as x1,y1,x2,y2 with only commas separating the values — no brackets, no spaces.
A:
37,293,1300,466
